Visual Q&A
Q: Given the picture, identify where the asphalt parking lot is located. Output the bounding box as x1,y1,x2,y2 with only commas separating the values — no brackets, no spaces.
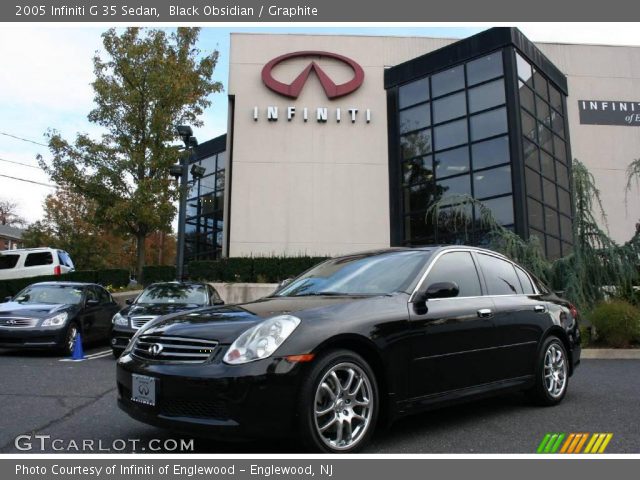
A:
0,345,638,454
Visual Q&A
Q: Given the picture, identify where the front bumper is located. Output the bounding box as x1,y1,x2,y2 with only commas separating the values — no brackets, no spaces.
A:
116,352,305,439
0,326,66,349
110,326,136,351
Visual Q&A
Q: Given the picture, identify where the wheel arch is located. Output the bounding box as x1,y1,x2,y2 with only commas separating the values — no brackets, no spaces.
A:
311,334,392,425
541,326,574,375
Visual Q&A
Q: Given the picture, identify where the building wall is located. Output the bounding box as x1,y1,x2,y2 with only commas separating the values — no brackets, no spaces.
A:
537,42,640,244
227,33,640,257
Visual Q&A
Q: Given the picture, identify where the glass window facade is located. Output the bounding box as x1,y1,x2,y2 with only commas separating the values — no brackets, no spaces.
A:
395,50,513,246
184,135,226,262
387,29,573,259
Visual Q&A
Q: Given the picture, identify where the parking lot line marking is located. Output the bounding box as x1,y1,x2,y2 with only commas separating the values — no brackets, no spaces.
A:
58,349,112,362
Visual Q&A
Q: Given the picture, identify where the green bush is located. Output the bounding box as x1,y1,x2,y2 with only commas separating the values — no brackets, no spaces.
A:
142,265,176,286
589,300,640,348
187,256,330,283
96,269,129,288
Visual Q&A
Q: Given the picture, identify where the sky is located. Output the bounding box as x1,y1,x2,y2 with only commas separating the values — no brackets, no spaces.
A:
1,23,639,225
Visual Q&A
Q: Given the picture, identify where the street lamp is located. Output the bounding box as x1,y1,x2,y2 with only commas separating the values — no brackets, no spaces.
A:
172,125,203,281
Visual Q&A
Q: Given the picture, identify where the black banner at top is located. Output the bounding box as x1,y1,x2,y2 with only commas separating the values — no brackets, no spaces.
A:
3,0,640,22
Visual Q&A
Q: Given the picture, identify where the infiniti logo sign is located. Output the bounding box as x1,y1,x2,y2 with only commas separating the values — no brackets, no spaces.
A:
261,51,365,99
148,343,163,356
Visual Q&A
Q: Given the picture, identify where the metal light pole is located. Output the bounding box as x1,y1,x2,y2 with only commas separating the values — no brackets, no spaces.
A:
173,126,199,281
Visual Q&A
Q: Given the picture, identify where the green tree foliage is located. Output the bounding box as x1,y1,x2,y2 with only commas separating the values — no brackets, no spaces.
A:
38,27,222,278
423,159,640,311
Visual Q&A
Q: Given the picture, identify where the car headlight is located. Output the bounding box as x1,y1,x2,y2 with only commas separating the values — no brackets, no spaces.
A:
41,312,68,327
112,313,128,326
223,315,301,365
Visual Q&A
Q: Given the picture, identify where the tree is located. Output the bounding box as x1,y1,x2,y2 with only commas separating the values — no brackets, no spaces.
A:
0,199,26,227
39,28,222,278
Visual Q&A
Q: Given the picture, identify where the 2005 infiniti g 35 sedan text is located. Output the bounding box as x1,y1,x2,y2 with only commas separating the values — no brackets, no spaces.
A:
117,246,581,452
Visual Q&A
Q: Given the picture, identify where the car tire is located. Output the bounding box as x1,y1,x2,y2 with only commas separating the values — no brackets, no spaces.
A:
60,322,80,357
298,349,379,453
526,335,569,406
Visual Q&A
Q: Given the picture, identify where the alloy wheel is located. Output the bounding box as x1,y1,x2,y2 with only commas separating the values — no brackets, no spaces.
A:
313,362,373,451
67,325,78,353
543,343,567,398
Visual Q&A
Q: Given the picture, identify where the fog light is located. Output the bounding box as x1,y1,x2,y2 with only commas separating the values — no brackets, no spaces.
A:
111,338,117,345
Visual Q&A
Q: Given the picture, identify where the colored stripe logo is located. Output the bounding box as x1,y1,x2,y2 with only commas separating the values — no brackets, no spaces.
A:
537,433,613,453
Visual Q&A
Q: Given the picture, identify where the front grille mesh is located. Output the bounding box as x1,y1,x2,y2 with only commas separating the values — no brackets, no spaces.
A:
132,335,217,363
0,317,38,328
131,316,156,329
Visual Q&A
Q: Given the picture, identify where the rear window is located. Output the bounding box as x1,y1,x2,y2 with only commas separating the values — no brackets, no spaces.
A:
58,251,74,269
0,254,19,270
24,252,54,267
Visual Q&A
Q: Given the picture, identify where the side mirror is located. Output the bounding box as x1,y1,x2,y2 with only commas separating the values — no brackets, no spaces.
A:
125,299,133,305
213,300,225,306
277,278,293,289
86,298,100,307
3,296,12,303
424,281,460,299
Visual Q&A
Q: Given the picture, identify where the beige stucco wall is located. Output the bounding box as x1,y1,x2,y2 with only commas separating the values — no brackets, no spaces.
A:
227,33,640,256
227,34,454,257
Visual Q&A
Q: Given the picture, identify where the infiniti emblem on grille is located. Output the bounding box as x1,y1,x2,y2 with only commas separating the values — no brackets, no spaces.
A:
6,319,17,325
148,343,163,356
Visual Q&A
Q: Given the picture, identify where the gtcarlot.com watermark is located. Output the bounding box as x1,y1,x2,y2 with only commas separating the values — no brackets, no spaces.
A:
15,434,194,452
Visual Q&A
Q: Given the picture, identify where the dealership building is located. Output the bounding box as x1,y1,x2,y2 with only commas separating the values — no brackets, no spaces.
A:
184,27,640,262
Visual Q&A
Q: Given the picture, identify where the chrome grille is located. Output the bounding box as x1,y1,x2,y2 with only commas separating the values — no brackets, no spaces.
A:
0,317,38,328
131,316,157,329
132,335,218,363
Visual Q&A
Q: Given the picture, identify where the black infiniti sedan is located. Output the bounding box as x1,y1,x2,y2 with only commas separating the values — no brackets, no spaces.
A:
0,282,120,355
111,282,224,357
117,246,581,452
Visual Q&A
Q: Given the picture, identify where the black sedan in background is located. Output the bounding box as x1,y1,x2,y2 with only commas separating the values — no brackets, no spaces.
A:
0,282,120,355
110,282,224,357
117,246,581,453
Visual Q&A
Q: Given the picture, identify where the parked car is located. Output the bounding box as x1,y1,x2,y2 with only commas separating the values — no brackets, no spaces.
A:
116,246,581,452
110,282,224,358
0,282,120,355
0,248,75,280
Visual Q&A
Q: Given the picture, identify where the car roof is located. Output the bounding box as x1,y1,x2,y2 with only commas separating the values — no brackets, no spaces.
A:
146,281,208,287
30,281,99,288
1,247,63,253
330,245,511,261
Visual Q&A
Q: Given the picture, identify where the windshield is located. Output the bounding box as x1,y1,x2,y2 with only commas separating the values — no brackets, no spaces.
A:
136,284,208,305
275,250,430,297
13,285,84,305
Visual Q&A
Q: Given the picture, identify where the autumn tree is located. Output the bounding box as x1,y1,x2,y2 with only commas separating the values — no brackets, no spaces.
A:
0,199,26,227
40,27,222,278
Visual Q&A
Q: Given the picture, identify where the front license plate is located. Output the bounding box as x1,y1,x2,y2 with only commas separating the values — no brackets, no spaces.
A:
131,374,157,406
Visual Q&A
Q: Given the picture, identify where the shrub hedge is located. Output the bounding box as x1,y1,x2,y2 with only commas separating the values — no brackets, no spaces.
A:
142,265,177,286
589,300,640,348
0,268,130,300
188,256,330,283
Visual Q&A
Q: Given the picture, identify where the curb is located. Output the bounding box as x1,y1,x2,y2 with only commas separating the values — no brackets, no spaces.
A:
581,348,640,359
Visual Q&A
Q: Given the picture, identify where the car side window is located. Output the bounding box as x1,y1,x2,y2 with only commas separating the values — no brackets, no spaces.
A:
97,287,112,304
208,286,221,304
0,254,19,269
86,287,99,303
24,252,53,267
477,254,523,295
515,266,535,295
425,251,482,297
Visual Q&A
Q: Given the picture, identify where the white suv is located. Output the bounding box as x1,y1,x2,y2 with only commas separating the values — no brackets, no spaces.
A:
0,248,75,280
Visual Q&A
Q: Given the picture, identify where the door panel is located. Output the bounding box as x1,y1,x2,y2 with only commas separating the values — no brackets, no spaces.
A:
409,296,498,397
408,250,500,398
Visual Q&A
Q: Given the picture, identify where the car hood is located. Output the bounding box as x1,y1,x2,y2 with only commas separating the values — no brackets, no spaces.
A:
140,295,374,343
0,302,76,319
122,303,204,318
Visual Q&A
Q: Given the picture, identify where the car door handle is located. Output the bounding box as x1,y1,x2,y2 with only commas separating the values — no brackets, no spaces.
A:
477,308,493,318
534,305,547,313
